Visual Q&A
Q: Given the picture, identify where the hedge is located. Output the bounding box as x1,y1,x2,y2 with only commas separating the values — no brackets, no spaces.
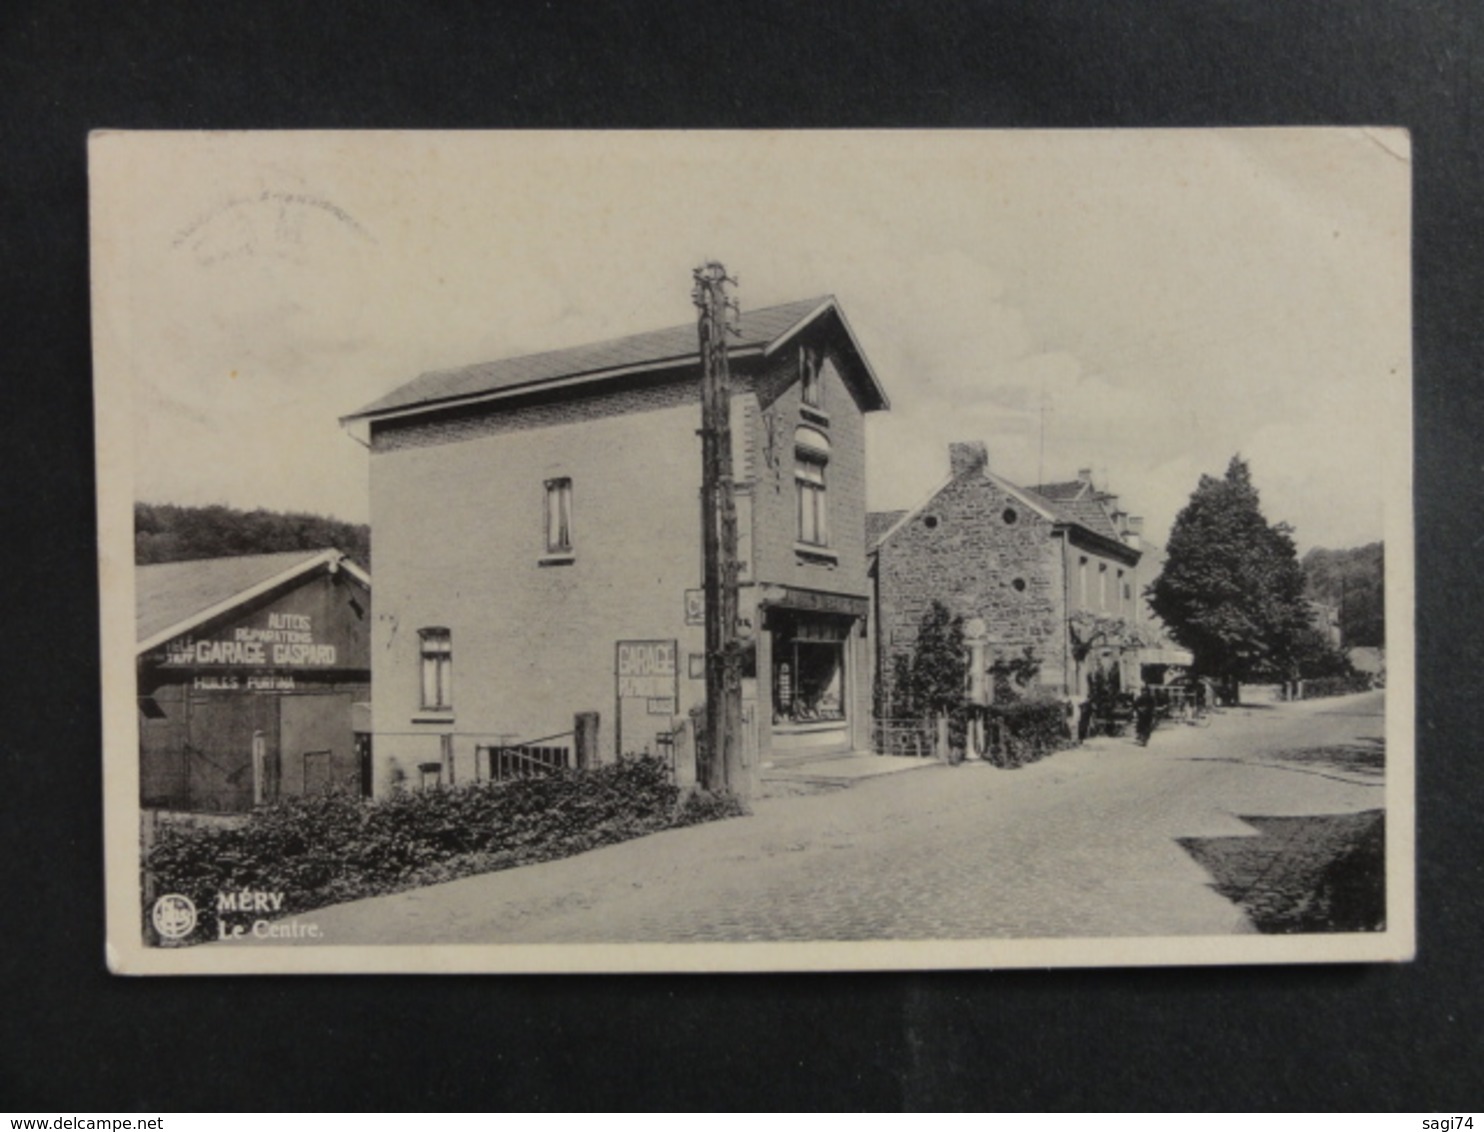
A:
1301,674,1375,699
143,756,744,946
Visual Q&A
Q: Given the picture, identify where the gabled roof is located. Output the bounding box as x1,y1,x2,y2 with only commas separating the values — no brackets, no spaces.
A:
1026,479,1091,502
136,549,370,653
870,466,1135,560
345,295,889,423
1028,479,1127,542
1048,496,1124,543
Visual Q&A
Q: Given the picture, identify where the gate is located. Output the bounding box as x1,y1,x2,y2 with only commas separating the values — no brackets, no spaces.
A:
476,731,575,782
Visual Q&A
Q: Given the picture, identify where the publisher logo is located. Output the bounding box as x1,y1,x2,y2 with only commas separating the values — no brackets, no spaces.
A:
152,893,198,940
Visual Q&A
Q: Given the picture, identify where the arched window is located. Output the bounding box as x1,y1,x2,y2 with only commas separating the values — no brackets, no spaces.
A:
794,427,830,547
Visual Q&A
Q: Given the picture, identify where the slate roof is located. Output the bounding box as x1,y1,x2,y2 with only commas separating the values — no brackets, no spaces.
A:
871,470,1132,556
1044,495,1124,543
347,295,887,421
1026,479,1090,502
137,550,342,647
866,510,907,548
1026,479,1126,542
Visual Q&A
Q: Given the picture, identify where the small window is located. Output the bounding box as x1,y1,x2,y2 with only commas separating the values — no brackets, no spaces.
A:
1011,577,1027,593
800,347,823,409
796,452,828,547
1002,507,1018,525
545,477,573,554
923,515,939,530
419,628,452,710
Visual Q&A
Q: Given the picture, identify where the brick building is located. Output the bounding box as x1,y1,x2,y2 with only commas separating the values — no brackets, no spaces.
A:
343,296,889,794
869,444,1166,706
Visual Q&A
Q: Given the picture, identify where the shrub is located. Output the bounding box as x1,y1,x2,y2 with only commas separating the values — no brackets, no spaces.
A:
985,695,1074,769
143,756,742,945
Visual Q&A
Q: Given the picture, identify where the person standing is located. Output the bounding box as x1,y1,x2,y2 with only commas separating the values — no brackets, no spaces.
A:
1134,686,1157,747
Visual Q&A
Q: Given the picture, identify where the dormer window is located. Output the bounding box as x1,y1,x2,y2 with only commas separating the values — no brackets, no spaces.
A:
800,346,823,409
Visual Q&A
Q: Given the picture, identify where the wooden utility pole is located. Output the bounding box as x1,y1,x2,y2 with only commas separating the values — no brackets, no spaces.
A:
692,262,744,794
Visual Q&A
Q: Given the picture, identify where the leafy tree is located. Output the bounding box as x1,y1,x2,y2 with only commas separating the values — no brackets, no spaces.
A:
1291,626,1354,680
1303,542,1384,648
135,502,371,569
988,645,1042,703
909,600,967,719
1148,456,1312,689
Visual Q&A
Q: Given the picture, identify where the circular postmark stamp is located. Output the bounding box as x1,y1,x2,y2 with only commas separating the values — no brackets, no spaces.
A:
151,893,198,942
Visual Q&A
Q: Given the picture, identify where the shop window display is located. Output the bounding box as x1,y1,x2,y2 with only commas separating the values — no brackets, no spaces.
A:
771,613,849,725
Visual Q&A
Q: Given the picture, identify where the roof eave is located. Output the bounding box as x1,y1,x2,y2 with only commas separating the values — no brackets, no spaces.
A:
1063,523,1141,564
137,550,368,654
763,297,890,413
341,346,768,429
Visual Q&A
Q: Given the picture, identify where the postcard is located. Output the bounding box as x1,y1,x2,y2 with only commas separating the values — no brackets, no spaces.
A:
92,129,1413,973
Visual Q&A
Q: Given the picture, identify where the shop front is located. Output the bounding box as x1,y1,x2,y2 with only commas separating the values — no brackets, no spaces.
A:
758,587,868,759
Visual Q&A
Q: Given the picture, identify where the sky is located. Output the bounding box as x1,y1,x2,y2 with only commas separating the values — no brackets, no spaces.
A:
93,129,1411,553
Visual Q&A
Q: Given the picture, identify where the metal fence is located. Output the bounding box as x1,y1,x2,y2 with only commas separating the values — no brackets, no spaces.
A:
477,732,575,782
871,717,938,759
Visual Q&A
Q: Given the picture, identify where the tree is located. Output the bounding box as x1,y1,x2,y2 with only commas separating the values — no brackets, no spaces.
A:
908,601,967,719
135,502,371,569
1303,542,1385,648
1149,456,1312,691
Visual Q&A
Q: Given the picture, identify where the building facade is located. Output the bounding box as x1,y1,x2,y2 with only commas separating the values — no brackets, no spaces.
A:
345,296,889,795
136,550,373,812
870,445,1160,706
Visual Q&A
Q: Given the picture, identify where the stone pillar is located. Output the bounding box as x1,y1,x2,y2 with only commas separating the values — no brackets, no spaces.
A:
964,616,989,706
574,711,600,769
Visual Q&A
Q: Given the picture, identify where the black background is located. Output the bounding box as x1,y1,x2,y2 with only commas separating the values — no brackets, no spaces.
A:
2,0,1480,1111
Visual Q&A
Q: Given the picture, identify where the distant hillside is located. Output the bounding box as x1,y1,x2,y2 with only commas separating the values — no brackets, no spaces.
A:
1302,542,1383,647
136,502,370,570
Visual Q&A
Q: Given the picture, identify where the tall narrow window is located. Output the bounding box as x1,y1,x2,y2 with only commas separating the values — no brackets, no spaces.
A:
800,346,822,409
796,453,828,546
545,477,573,554
419,628,452,710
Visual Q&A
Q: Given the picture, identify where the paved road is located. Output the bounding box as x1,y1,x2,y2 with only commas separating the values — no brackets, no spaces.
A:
275,690,1386,944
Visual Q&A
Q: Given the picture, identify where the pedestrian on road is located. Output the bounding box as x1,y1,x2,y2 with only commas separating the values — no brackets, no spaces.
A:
1134,686,1157,746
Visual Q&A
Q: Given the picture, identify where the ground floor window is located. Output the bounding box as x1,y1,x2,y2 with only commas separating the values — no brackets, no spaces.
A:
771,612,851,725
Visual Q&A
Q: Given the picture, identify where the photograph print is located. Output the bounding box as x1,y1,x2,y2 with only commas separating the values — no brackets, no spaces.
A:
91,129,1413,973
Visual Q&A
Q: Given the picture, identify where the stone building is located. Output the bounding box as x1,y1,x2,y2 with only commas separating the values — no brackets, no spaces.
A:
343,296,889,795
869,444,1164,707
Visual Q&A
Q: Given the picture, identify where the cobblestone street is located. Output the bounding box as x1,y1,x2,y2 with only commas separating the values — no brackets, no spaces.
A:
271,690,1386,945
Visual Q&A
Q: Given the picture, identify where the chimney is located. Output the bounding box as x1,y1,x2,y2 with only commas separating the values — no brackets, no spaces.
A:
949,441,989,478
1125,515,1144,548
1077,466,1093,484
